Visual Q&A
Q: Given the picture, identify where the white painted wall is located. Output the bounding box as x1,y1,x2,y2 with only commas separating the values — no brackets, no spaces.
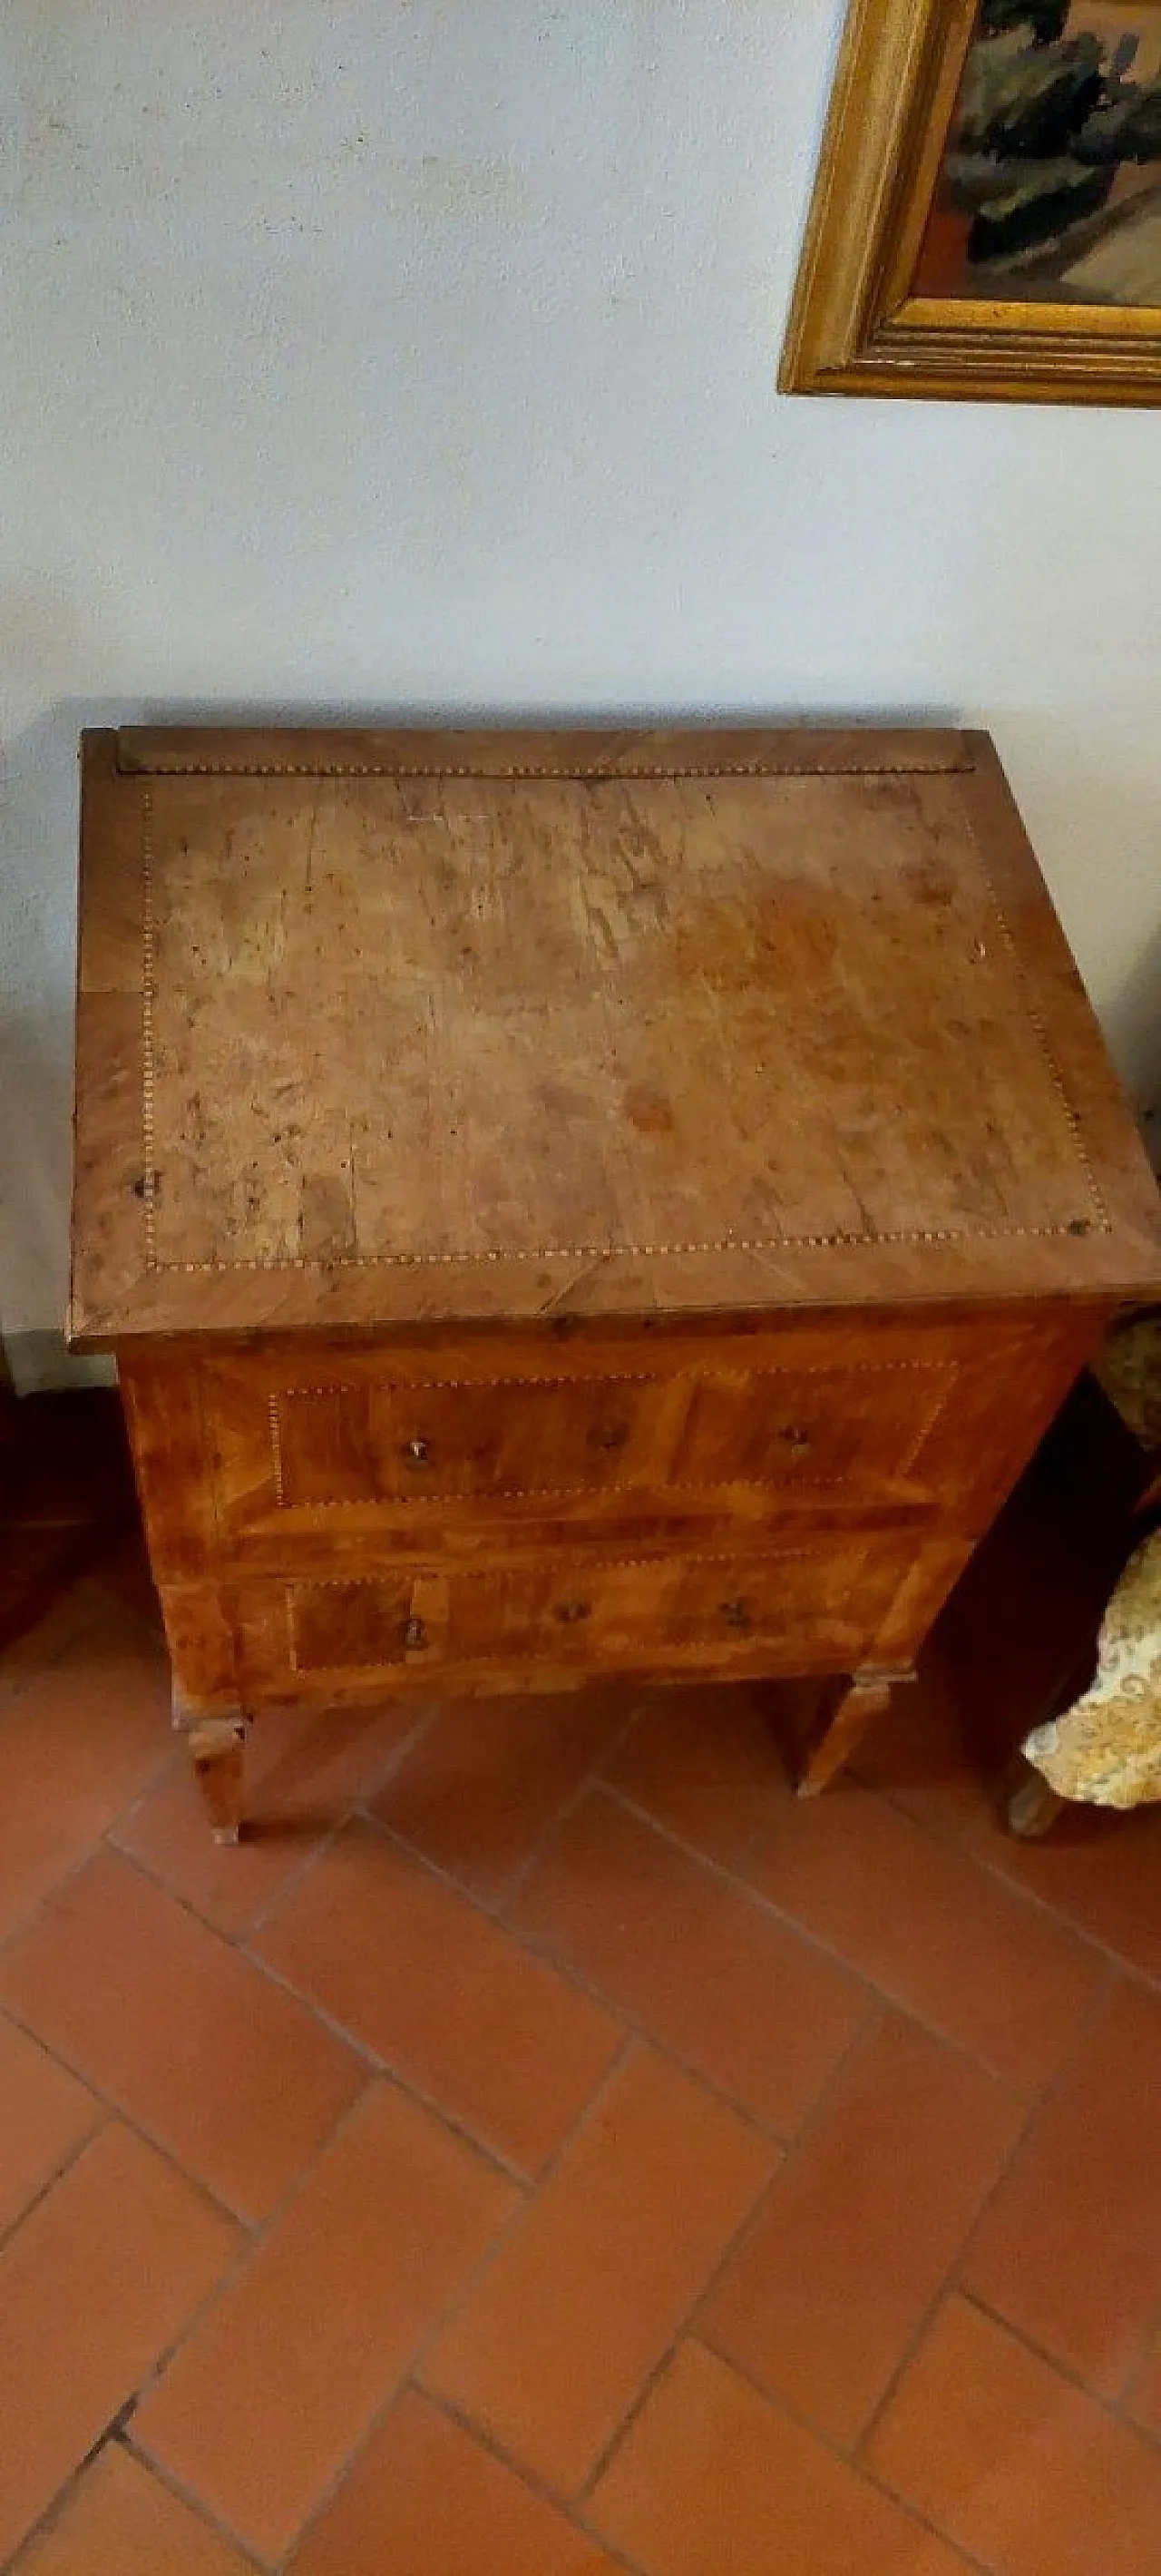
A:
3,0,1159,1362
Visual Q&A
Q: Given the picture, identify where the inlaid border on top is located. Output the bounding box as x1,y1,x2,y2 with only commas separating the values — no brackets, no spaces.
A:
136,760,1110,1280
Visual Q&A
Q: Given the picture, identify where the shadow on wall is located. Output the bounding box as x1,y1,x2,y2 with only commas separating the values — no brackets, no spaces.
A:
1106,918,1161,1150
1,689,1158,1376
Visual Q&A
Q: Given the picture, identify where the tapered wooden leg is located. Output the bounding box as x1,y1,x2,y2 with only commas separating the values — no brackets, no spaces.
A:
797,1670,908,1798
182,1714,249,1845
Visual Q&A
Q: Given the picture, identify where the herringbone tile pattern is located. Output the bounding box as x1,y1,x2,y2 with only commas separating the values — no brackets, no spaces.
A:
3,1538,1161,2573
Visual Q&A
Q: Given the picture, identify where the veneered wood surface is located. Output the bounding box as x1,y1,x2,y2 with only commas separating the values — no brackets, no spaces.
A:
155,1539,923,1714
119,1300,1098,1718
121,1308,1091,1583
70,727,1161,1344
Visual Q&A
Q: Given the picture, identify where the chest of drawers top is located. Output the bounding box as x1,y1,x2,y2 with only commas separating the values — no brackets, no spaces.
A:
70,723,1161,1347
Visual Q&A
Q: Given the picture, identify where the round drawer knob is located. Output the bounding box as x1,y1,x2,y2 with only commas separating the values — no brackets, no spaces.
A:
720,1599,752,1631
555,1599,592,1624
404,1616,428,1650
404,1437,431,1466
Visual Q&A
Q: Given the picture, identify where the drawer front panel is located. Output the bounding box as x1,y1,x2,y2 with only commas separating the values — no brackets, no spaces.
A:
251,1536,909,1696
668,1365,953,1493
192,1341,968,1555
122,1311,1098,1590
272,1371,672,1507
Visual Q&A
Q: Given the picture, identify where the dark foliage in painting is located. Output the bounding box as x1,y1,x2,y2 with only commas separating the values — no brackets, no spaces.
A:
980,0,1069,40
944,4,1161,276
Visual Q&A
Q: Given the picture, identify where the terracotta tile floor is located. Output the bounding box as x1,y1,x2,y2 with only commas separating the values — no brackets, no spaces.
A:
3,1544,1161,2574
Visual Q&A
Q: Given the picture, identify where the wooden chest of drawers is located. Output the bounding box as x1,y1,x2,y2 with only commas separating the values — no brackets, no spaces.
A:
70,724,1161,1837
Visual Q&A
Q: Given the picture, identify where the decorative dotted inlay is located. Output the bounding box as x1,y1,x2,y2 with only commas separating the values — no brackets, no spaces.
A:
265,1360,961,1511
283,1542,875,1674
135,766,1110,1276
128,755,972,781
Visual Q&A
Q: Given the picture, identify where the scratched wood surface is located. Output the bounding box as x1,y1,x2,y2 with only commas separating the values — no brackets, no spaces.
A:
70,727,1161,1342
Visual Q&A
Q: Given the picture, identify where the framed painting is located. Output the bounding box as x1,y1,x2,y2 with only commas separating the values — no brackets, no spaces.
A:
781,0,1161,402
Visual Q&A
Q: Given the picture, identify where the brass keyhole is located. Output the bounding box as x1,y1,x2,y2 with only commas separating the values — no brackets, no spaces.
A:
779,1425,811,1452
555,1599,592,1624
404,1616,428,1650
590,1420,629,1452
720,1599,751,1631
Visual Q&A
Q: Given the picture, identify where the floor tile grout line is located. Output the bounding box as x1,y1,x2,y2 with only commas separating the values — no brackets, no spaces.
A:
9,1685,1159,2378
282,2024,759,2571
238,1942,542,2189
8,1595,1161,2532
8,1654,1139,2111
847,2076,1058,2467
1117,2401,1161,2459
13,1698,1095,2192
98,1739,1161,2046
100,1680,608,1954
120,2075,401,2470
0,2101,109,2267
852,1728,1161,2000
115,2432,278,2573
0,2409,147,2576
683,2334,999,2576
0,1731,183,1964
348,1684,650,1924
955,2286,1161,2453
4,1712,961,2190
378,1758,1098,2146
410,2029,642,2394
645,2003,899,2470
0,1829,552,2198
697,1994,885,2224
107,1805,356,1949
255,2052,640,2576
0,1877,399,2238
853,1955,1124,2466
958,1832,1161,2001
118,2434,269,2575
575,2129,789,2505
12,1565,1161,1989
483,1692,656,1913
577,1779,1047,2101
0,1995,259,2234
590,1689,795,1880
339,1694,443,1806
8,1918,1144,2556
107,1695,442,1950
417,2384,658,2576
269,1810,795,2155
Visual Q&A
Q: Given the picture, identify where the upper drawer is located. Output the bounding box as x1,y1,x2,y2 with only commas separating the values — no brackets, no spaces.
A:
120,1310,1095,1578
207,1347,954,1543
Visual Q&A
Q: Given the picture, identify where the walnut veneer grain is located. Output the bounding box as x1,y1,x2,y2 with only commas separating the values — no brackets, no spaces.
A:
71,725,1161,1829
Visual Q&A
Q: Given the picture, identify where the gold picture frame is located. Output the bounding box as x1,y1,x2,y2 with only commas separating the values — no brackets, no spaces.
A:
781,0,1161,405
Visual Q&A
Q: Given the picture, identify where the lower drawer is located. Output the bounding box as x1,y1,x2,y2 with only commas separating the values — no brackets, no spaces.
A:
172,1533,920,1706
